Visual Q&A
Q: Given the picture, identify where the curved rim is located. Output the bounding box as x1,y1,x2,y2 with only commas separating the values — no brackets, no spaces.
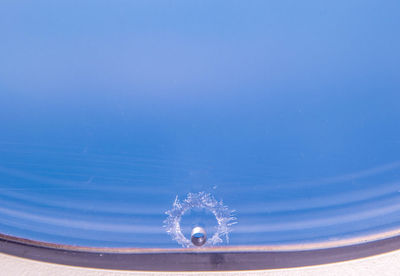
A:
1,231,400,271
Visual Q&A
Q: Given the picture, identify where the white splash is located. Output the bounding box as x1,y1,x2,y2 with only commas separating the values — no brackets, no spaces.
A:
164,192,237,247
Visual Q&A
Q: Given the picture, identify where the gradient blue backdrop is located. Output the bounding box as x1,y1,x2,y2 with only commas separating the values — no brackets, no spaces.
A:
0,0,400,247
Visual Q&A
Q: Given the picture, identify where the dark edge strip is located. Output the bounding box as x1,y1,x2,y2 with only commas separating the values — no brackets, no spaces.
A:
1,235,400,271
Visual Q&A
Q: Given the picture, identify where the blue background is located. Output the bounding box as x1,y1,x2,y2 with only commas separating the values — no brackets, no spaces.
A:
0,0,400,247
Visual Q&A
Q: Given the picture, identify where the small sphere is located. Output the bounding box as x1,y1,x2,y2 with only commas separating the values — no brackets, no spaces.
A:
191,226,207,247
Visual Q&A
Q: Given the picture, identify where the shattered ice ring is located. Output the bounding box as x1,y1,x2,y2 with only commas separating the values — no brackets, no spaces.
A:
164,192,236,248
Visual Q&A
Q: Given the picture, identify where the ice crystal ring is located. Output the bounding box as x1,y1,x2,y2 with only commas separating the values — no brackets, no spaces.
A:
164,192,236,248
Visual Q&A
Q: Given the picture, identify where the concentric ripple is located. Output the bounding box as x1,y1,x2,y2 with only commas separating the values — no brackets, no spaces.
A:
0,142,400,248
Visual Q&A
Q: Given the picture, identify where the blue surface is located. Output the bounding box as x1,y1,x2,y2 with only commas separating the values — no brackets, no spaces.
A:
1,0,400,248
